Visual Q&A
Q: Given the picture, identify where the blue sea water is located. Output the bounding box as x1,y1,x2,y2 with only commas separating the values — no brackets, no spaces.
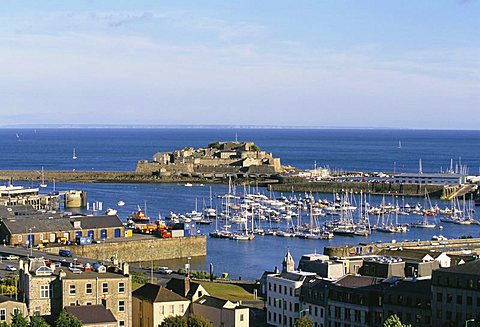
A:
1,128,480,279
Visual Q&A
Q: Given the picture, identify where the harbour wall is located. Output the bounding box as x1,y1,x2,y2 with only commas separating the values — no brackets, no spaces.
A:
268,179,445,197
0,169,451,197
42,235,207,262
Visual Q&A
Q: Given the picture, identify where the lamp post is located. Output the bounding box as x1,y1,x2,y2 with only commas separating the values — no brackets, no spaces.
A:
465,319,475,327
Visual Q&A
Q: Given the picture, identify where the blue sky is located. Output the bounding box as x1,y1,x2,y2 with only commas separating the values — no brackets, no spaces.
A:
0,1,479,128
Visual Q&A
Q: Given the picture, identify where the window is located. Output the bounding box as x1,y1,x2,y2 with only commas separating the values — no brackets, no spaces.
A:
0,309,5,321
102,282,109,294
86,302,92,306
268,283,271,291
85,283,92,295
118,282,125,293
119,321,125,327
437,293,443,302
18,235,22,242
160,305,165,315
118,301,125,312
180,304,184,312
170,305,174,314
467,296,473,306
240,314,244,321
40,285,50,299
457,295,463,305
69,284,76,296
69,302,76,306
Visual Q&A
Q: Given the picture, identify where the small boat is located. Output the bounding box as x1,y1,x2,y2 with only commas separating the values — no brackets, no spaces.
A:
72,148,77,160
117,201,125,207
105,208,118,216
129,207,150,223
184,183,193,187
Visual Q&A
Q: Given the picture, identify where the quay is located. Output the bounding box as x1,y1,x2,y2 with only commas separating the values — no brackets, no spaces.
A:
1,169,474,198
324,237,480,258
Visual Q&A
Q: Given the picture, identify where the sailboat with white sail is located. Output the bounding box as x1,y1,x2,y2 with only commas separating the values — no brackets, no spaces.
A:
72,148,77,160
39,166,47,188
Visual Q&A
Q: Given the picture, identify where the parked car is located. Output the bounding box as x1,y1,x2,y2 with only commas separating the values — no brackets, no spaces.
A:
5,255,19,261
158,267,173,274
59,249,73,257
5,265,17,271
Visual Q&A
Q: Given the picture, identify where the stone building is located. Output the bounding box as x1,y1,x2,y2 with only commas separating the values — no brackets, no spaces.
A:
431,260,480,326
132,283,190,327
166,277,249,327
0,212,125,246
18,257,131,326
0,295,28,325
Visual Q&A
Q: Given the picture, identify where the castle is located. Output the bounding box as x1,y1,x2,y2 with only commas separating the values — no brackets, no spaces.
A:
136,141,282,177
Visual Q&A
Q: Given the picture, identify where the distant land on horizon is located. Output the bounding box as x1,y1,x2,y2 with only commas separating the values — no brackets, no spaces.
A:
1,124,479,131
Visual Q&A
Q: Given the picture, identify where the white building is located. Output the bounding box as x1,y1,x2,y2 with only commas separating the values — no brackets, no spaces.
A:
266,251,316,327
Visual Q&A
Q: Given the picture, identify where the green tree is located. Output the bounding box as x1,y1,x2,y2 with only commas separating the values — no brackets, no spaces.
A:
187,314,212,327
11,312,29,327
161,316,188,327
293,316,314,327
383,314,411,327
0,322,8,327
54,310,82,327
29,314,50,327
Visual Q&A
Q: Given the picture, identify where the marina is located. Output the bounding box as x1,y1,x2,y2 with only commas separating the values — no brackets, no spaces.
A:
2,128,480,279
10,179,478,280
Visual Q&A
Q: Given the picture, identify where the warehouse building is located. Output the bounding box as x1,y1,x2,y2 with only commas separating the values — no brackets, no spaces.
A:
0,212,125,246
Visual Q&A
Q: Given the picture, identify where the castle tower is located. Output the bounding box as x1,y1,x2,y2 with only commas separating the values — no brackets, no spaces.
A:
282,250,295,273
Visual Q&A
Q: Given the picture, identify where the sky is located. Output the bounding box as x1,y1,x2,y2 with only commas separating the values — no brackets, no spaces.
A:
0,1,479,128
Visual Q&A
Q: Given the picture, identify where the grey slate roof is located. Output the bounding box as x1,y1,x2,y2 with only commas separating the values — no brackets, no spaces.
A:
195,295,230,309
65,305,117,324
437,259,480,276
0,214,123,235
335,275,383,288
70,215,123,229
133,283,188,303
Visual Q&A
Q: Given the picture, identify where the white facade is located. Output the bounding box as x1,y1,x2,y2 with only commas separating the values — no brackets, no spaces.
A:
266,271,316,327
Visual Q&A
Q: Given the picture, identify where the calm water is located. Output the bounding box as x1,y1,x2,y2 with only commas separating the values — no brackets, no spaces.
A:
2,128,480,279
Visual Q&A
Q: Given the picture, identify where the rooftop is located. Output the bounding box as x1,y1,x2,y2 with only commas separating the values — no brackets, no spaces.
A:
435,259,480,276
133,283,188,303
335,275,383,289
65,305,117,324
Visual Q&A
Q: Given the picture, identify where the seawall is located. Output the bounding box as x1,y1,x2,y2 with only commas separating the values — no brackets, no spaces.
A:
42,235,207,262
0,169,452,197
267,180,445,197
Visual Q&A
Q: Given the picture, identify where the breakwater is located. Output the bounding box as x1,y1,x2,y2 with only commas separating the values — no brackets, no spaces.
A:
267,180,445,197
0,169,448,197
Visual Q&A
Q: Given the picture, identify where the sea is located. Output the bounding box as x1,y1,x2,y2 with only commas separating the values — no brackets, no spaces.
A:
1,128,480,279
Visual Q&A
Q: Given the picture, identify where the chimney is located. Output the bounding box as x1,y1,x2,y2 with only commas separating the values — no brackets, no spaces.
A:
184,277,190,297
59,269,67,279
122,263,129,276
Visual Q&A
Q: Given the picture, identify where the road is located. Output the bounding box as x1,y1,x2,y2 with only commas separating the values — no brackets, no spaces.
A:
0,245,182,283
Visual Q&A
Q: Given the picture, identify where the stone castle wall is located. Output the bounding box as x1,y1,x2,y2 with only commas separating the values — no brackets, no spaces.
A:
42,235,206,262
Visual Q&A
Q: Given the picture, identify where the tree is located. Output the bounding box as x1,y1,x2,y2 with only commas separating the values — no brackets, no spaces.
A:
29,314,50,327
293,316,314,327
11,312,29,327
54,310,82,327
383,314,411,327
187,314,212,327
161,316,188,327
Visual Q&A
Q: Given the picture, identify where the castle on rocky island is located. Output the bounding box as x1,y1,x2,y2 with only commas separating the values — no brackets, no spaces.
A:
136,141,283,178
